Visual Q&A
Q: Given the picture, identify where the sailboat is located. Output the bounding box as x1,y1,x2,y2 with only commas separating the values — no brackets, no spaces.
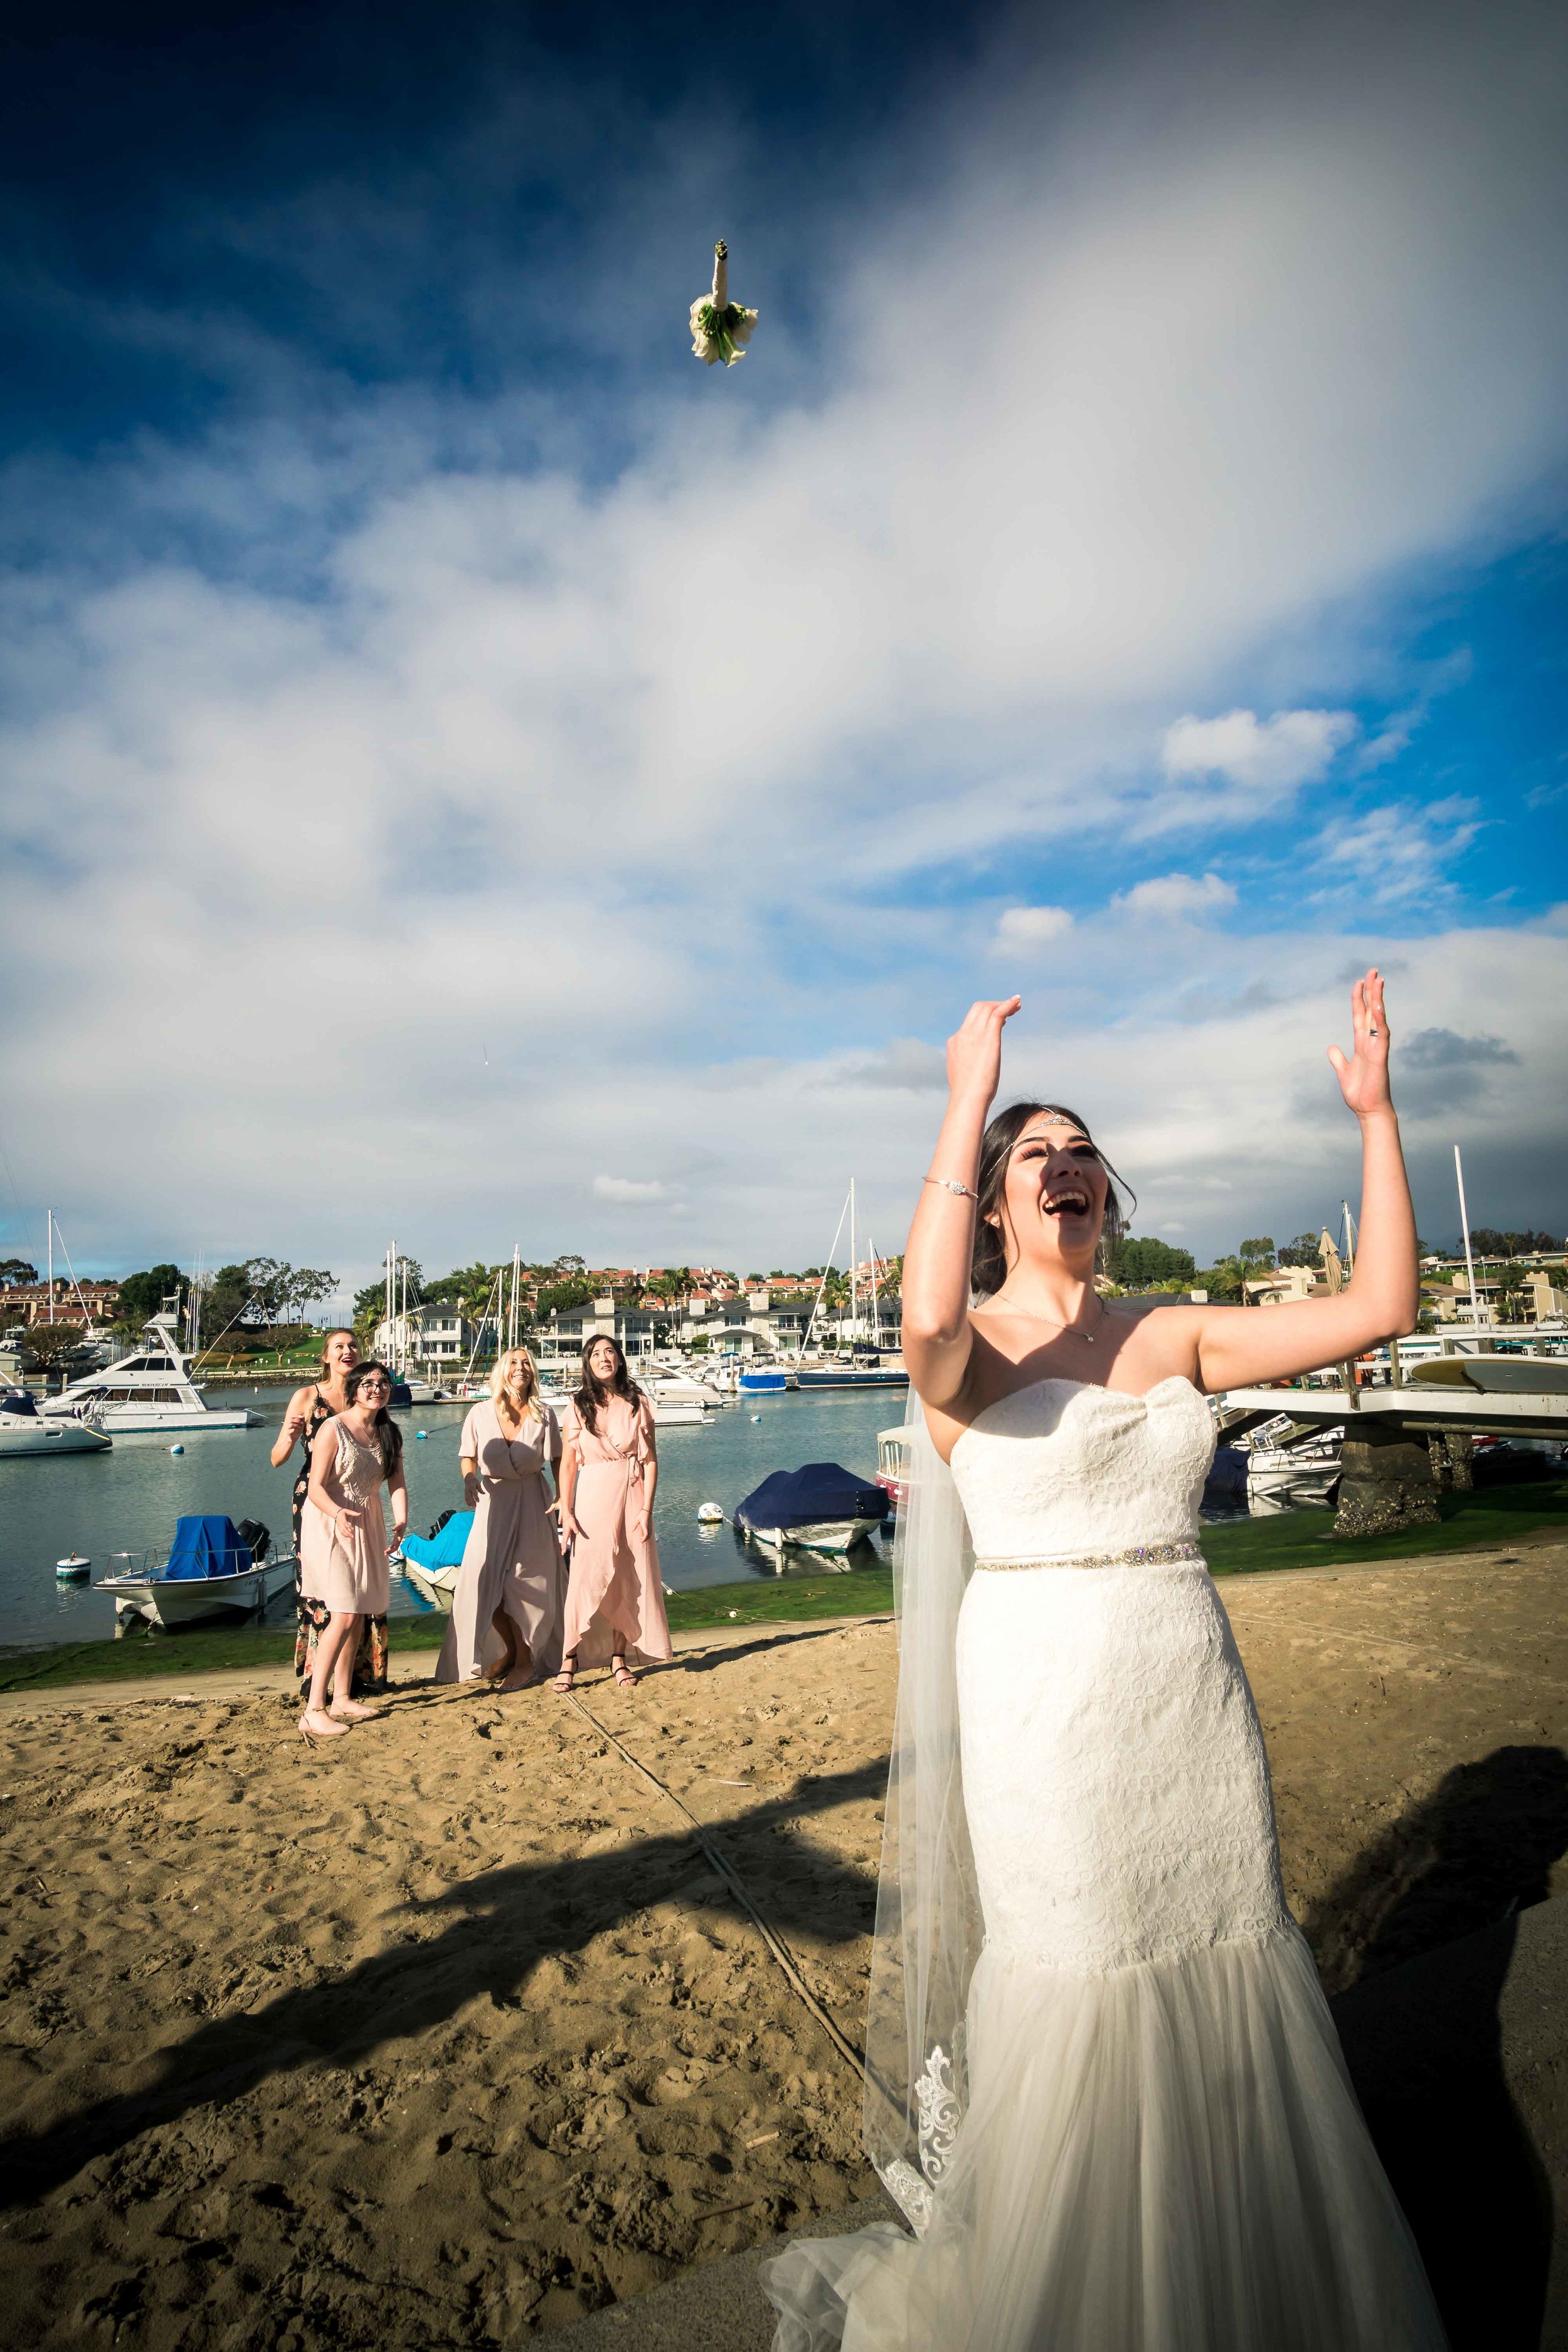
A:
795,1182,908,1389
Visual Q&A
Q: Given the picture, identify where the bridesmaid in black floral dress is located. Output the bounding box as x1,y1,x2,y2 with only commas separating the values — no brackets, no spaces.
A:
271,1328,389,1697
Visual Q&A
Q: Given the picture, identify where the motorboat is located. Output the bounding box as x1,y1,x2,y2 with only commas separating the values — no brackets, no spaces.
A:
652,1399,711,1427
396,1509,475,1611
739,1369,789,1395
0,1383,111,1458
795,1359,908,1391
43,1308,259,1433
648,1372,729,1409
735,1461,891,1555
1237,1414,1343,1505
875,1423,914,1510
98,1515,295,1627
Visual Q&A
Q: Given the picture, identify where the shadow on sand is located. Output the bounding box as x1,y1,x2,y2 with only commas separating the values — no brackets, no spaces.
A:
0,1749,887,2213
1313,1744,1568,2352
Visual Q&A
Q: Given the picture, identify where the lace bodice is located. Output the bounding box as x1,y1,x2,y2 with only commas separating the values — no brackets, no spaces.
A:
950,1375,1214,1561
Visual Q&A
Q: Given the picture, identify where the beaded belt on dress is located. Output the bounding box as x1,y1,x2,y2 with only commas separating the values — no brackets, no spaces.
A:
973,1539,1202,1573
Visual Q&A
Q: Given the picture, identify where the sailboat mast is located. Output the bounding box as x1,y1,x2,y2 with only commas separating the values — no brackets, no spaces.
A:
47,1209,54,1324
1454,1147,1481,1328
849,1179,857,1350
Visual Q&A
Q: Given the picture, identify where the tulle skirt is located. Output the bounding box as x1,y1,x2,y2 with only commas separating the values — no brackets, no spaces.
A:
763,1921,1447,2350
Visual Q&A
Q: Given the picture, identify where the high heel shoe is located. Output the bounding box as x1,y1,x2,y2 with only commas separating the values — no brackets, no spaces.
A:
299,1708,351,1742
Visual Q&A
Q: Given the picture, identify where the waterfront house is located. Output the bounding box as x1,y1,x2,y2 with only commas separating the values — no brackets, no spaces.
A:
0,1279,122,1330
1437,1267,1568,1325
373,1305,476,1369
1242,1266,1328,1307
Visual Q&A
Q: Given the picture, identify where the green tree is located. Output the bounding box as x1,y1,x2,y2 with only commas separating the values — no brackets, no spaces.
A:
1494,1266,1530,1324
1114,1236,1197,1288
200,1263,260,1338
26,1320,87,1369
1239,1237,1276,1269
283,1266,337,1323
1275,1234,1322,1267
425,1261,505,1315
537,1278,597,1317
115,1264,185,1327
0,1258,37,1286
1195,1257,1246,1301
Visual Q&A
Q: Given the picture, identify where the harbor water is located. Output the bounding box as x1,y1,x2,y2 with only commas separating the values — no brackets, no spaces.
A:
0,1384,904,1651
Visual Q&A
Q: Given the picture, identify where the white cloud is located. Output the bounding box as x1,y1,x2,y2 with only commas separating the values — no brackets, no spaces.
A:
1161,708,1357,793
1312,797,1483,902
591,1176,669,1204
1,1,1566,1274
1116,872,1237,919
995,904,1074,949
825,1039,949,1091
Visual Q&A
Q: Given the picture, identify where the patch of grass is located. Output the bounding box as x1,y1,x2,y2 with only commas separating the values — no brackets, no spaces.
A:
664,1562,894,1633
4,1485,1562,1694
0,1613,449,1694
1201,1479,1568,1577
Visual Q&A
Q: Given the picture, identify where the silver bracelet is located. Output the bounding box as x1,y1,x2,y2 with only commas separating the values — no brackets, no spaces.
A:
924,1175,978,1202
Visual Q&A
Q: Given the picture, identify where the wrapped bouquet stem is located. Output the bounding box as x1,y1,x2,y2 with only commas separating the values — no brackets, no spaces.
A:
689,238,758,366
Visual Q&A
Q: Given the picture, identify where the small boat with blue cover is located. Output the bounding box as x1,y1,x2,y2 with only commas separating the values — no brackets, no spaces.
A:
97,1515,294,1627
735,1461,891,1556
396,1509,475,1611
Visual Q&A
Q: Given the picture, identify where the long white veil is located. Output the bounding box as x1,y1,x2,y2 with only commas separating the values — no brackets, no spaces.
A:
862,1385,983,2233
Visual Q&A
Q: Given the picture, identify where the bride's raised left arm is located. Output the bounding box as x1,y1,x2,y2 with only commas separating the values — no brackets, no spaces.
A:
1186,970,1421,1395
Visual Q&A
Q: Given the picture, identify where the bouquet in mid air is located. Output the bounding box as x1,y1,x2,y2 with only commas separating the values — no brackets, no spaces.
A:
689,239,758,367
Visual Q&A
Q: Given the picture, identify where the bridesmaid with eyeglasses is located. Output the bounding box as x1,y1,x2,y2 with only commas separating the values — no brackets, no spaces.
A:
296,1361,409,1740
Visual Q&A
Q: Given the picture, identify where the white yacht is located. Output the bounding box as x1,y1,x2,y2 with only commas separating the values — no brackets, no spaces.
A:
0,1382,112,1458
41,1307,260,1433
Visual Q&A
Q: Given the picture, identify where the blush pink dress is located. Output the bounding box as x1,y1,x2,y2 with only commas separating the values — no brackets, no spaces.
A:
297,1421,391,1616
560,1392,674,1668
435,1401,566,1683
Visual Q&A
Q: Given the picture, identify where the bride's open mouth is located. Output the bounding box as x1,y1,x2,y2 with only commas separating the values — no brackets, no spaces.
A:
1038,1184,1092,1219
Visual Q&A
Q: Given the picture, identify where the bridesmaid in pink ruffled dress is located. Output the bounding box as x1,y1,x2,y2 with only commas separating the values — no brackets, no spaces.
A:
556,1337,674,1693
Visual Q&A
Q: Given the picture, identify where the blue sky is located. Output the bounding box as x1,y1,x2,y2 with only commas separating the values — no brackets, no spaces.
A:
1,0,1564,1293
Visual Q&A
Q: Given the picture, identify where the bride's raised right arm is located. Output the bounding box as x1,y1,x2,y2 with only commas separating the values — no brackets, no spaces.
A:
901,997,1020,1411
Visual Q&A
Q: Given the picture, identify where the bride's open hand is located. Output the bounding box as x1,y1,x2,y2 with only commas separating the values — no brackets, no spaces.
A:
1327,968,1394,1118
947,996,1021,1107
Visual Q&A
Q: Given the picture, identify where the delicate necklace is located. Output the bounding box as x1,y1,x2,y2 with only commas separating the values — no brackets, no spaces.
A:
985,1296,1108,1345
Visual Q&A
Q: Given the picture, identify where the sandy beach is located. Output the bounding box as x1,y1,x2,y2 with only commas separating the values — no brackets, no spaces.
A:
0,1538,1564,2349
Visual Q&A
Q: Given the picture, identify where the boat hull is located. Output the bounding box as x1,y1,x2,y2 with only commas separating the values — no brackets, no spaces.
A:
99,1554,296,1627
400,1558,459,1613
737,1514,887,1555
0,1420,112,1458
794,1369,908,1389
65,1407,258,1434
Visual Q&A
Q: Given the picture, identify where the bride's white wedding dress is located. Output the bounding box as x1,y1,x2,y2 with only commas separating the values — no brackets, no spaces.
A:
763,1375,1447,2351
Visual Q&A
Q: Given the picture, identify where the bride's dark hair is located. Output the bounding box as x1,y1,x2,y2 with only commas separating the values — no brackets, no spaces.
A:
972,1101,1136,1298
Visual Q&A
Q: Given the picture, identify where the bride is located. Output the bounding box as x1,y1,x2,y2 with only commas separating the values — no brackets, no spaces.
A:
765,972,1447,2349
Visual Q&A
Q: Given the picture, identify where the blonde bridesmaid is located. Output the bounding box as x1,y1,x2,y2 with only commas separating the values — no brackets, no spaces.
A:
436,1346,566,1691
556,1337,674,1693
297,1362,408,1739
